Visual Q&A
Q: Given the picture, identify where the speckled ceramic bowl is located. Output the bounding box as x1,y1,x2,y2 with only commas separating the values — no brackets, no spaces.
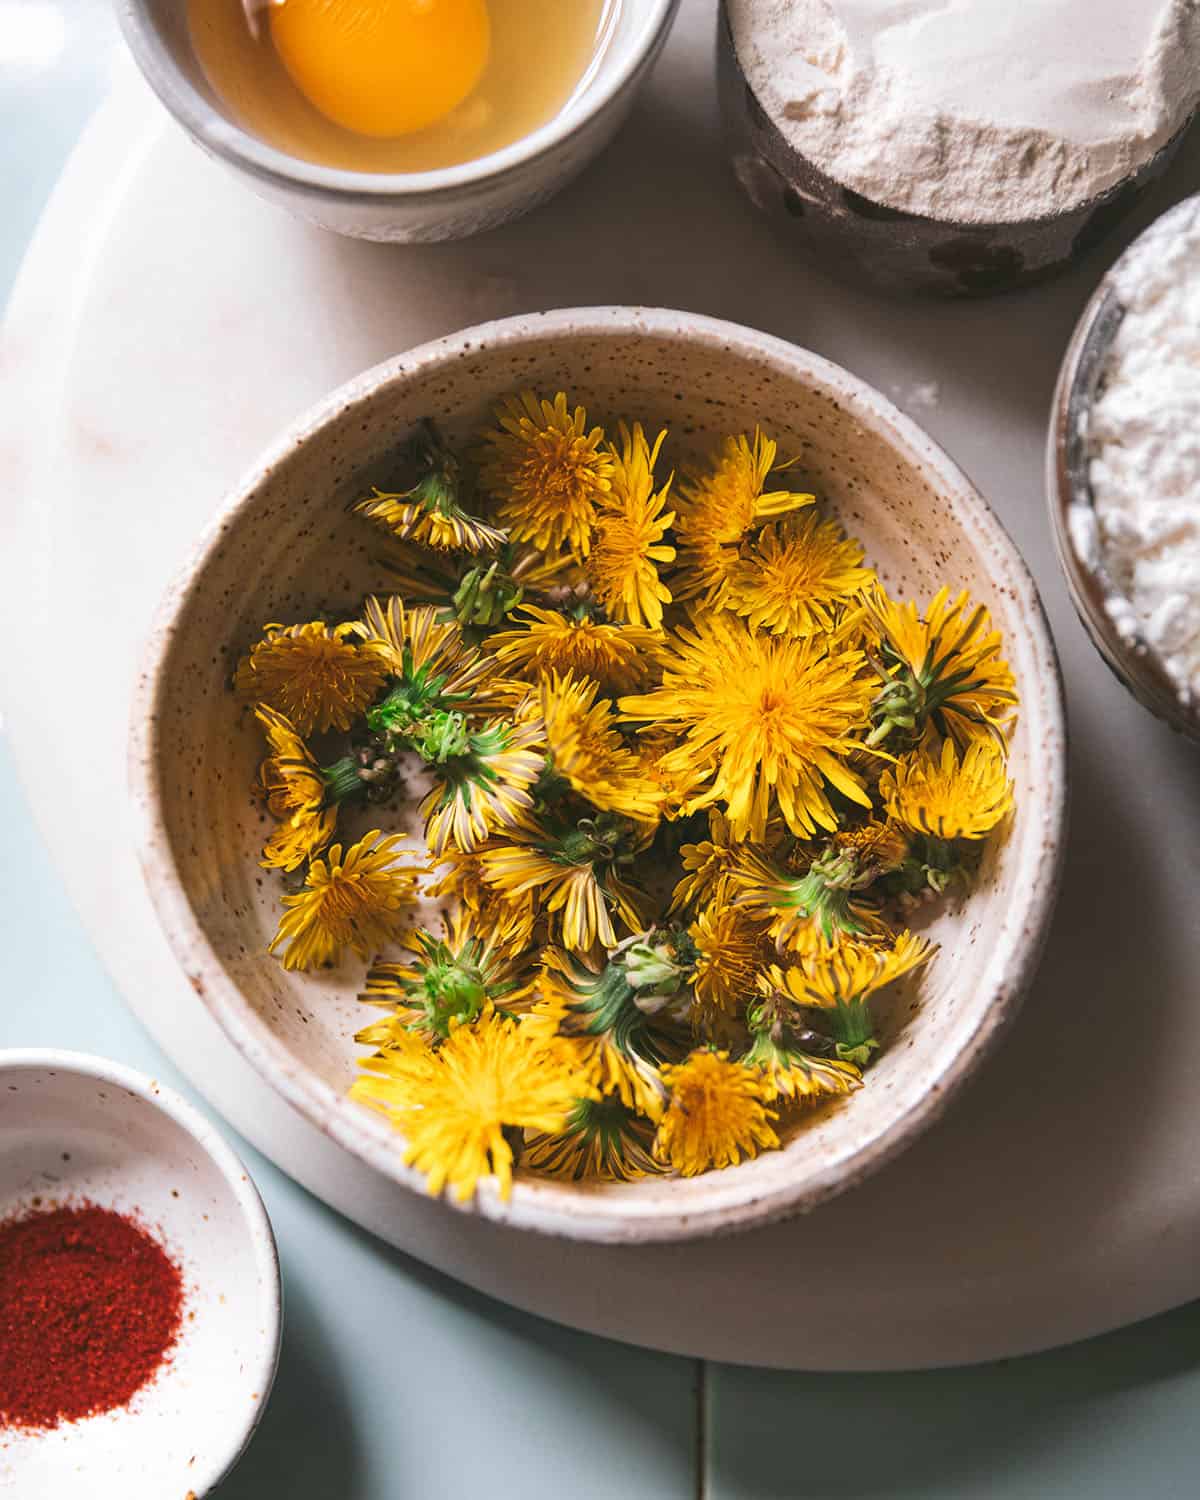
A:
718,4,1196,297
116,0,679,243
0,1049,281,1497
129,307,1067,1243
1048,195,1200,742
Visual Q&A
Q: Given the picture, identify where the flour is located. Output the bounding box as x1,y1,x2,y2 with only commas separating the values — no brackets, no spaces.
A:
727,0,1200,224
1083,200,1200,701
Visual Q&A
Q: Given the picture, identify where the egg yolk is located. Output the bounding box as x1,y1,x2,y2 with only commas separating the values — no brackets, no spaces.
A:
268,0,491,139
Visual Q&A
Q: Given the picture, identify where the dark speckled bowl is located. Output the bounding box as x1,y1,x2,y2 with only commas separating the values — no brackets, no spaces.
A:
718,4,1197,297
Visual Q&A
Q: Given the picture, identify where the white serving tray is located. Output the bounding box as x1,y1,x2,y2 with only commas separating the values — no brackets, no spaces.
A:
4,12,1200,1370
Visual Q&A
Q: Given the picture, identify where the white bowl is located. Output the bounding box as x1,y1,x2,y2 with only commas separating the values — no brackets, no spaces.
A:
0,1050,281,1497
115,0,680,242
130,307,1067,1243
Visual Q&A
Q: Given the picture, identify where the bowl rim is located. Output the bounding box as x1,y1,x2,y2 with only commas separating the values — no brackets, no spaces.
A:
0,1046,282,1494
1047,192,1200,742
129,306,1068,1243
114,0,679,201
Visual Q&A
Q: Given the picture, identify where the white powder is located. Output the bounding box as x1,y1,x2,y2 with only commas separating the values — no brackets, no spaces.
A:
727,0,1200,223
1083,200,1200,700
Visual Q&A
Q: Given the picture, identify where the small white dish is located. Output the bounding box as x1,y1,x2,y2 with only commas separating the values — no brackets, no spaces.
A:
116,0,681,242
0,1050,281,1498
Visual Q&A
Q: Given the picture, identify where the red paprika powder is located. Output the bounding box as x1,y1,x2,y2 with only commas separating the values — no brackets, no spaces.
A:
0,1202,184,1431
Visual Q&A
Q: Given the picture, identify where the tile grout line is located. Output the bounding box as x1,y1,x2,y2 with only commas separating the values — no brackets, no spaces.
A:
694,1359,708,1500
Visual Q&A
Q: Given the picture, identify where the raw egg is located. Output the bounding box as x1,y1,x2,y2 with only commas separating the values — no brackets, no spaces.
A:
268,0,491,138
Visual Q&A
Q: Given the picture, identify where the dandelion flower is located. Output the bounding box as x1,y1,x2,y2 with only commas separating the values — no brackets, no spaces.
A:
674,429,814,606
729,514,875,636
354,420,506,553
353,1006,584,1202
418,714,546,856
269,831,420,971
255,704,337,871
530,945,680,1120
865,585,1018,746
352,595,503,723
690,904,767,1032
481,817,650,953
654,1050,779,1175
669,810,740,913
740,1019,862,1104
487,604,659,694
423,848,538,957
760,930,934,1065
587,423,675,628
524,1095,663,1182
358,915,534,1043
479,391,613,557
540,671,664,821
619,612,874,841
881,736,1014,840
235,621,391,736
733,839,893,954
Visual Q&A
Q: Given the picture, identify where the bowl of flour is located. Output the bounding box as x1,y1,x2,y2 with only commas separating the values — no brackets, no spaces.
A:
1050,194,1200,741
720,0,1200,295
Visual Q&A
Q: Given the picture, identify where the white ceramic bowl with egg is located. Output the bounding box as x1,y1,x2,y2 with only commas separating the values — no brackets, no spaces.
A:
116,0,680,242
0,1049,281,1498
129,307,1067,1244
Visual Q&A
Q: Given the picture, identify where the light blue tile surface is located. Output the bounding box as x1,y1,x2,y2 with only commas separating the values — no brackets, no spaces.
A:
7,7,1200,1498
707,1305,1200,1498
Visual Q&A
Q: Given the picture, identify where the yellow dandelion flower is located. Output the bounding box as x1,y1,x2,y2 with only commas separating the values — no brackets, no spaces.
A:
728,513,875,636
423,848,538,958
480,814,651,953
528,951,674,1121
487,604,660,695
740,1021,862,1103
587,423,676,629
419,716,546,856
269,830,420,971
540,671,664,821
669,810,740,913
732,837,894,955
760,930,934,1064
674,429,814,606
235,620,391,736
865,585,1018,746
352,1006,585,1202
524,1096,663,1182
353,419,506,554
654,1050,779,1175
690,904,767,1030
619,612,874,841
254,704,337,871
352,595,503,714
357,913,534,1043
880,735,1014,840
479,391,614,558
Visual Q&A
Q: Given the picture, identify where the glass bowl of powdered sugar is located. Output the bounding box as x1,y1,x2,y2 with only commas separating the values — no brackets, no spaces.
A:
719,1,1200,296
1049,193,1200,741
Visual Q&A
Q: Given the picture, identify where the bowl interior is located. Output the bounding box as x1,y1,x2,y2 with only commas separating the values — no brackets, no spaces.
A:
135,311,1064,1242
0,1056,279,1496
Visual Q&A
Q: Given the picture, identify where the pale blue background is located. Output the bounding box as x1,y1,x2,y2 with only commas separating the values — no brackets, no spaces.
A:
3,3,1199,1494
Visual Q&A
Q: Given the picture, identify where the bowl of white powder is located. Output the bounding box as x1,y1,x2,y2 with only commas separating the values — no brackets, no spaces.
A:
1050,194,1200,740
720,1,1200,296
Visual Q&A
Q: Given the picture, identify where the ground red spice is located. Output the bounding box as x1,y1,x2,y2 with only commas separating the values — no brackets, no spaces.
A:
0,1202,184,1432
